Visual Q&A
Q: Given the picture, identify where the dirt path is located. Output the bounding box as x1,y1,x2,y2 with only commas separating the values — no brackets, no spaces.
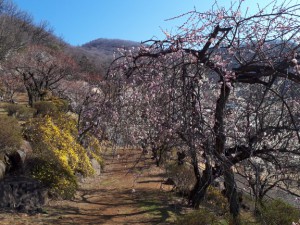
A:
0,149,182,225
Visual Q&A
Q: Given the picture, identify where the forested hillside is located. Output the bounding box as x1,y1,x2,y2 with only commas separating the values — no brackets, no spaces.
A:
82,38,140,54
66,38,141,81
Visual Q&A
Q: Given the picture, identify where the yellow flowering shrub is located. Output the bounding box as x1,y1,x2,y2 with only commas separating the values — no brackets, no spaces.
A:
24,114,95,198
26,157,77,199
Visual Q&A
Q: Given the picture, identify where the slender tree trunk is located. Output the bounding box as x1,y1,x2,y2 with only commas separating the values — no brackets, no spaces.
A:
26,87,34,107
223,165,240,222
213,82,240,224
188,145,213,208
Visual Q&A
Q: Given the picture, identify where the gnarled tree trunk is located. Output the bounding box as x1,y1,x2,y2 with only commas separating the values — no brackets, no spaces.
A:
214,83,240,223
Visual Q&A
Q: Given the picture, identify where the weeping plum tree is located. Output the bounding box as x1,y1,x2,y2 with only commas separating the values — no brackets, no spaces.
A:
108,0,300,221
233,81,300,207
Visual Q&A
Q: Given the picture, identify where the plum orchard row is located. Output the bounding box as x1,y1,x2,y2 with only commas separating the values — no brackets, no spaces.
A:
107,0,300,223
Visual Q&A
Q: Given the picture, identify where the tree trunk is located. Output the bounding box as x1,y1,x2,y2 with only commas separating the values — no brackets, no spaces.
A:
27,87,34,107
26,87,40,107
189,153,213,208
189,168,212,208
223,166,240,222
213,82,241,224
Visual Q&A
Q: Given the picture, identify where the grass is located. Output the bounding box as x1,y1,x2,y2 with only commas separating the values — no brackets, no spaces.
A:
138,199,177,223
0,92,28,114
174,193,299,225
0,102,8,115
13,92,29,104
135,187,181,224
139,199,162,217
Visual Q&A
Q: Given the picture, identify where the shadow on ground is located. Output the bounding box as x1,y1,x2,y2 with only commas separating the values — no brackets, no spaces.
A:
0,149,184,225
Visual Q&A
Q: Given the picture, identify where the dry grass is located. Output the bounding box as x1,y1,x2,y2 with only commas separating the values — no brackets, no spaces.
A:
13,92,28,104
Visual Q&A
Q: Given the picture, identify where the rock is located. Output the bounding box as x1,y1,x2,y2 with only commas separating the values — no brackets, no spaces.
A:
0,160,6,180
7,151,23,174
5,141,33,175
0,176,48,213
17,150,26,163
91,158,101,176
20,140,33,157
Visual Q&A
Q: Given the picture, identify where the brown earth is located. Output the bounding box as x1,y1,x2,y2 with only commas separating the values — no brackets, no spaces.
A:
0,148,184,225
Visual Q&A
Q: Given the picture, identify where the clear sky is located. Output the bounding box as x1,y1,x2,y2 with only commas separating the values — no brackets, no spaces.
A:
13,0,299,46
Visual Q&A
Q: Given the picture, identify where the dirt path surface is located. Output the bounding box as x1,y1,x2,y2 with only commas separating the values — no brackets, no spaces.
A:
0,149,182,225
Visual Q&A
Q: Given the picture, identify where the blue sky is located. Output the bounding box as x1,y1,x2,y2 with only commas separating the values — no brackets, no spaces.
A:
13,0,298,46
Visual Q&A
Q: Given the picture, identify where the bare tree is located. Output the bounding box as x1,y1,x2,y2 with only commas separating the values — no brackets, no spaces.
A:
0,0,53,61
7,45,76,106
0,69,24,102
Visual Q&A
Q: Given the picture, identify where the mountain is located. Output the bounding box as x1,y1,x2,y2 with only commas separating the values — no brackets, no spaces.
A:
66,38,141,78
81,38,141,56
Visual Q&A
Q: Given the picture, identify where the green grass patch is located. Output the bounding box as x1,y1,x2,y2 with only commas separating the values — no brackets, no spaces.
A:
139,199,162,217
257,199,300,225
138,198,177,223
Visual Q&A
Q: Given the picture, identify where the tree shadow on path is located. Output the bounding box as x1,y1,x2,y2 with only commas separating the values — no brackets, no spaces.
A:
38,149,184,225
